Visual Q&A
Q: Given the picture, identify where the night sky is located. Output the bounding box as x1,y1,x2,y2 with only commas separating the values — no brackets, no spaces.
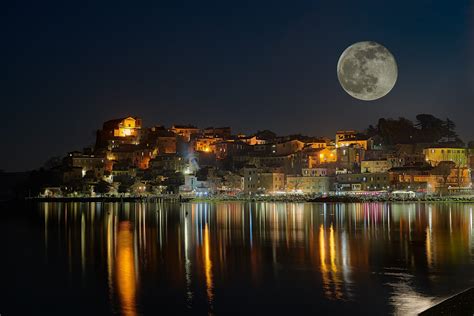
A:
2,1,473,171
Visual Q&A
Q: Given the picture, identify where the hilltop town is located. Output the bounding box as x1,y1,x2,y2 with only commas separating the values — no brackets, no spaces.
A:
11,114,474,200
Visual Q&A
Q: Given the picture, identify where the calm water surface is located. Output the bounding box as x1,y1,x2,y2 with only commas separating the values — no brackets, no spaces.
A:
1,201,474,315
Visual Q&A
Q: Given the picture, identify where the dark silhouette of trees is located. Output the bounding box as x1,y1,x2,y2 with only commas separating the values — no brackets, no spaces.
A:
366,114,463,146
431,161,455,196
255,130,277,140
95,180,111,194
442,118,461,143
43,156,63,170
115,175,134,193
415,114,445,142
375,117,417,145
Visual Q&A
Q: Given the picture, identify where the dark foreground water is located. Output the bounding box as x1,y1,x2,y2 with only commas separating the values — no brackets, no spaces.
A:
1,201,474,315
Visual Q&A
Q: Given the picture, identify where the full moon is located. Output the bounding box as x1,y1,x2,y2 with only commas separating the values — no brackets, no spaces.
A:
337,41,397,101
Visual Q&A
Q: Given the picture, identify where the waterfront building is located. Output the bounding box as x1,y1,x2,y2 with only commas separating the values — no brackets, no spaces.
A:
179,175,211,195
361,159,392,173
220,172,244,194
111,163,137,178
302,167,331,177
258,172,285,193
286,176,332,194
243,165,259,193
335,172,390,191
423,146,468,167
64,151,106,175
389,164,471,194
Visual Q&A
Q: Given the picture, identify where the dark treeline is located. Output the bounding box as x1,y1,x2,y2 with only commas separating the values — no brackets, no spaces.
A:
366,114,463,146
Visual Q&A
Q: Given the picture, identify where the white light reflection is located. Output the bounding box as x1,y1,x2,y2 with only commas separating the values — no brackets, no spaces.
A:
387,274,436,316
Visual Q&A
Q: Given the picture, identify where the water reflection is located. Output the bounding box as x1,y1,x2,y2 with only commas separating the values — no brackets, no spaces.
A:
37,202,474,315
116,221,137,316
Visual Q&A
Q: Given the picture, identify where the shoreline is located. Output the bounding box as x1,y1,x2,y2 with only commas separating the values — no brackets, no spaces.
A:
22,195,474,203
420,287,474,315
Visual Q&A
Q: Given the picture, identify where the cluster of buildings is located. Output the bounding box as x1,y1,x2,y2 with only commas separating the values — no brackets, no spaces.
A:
46,116,474,197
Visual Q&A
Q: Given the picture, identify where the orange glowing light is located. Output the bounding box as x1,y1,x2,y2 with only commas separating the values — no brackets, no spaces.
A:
116,221,137,316
203,224,214,309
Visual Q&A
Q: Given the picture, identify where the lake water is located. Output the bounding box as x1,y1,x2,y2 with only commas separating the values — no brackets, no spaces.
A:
1,201,474,315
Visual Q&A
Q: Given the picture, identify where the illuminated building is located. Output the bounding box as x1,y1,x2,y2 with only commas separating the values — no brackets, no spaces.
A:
423,147,468,167
335,172,389,191
111,162,137,178
389,164,471,194
106,144,153,170
145,126,177,154
130,181,147,195
96,117,142,150
239,135,268,145
214,140,250,159
64,151,106,176
170,124,200,142
310,147,337,166
249,153,299,175
302,167,331,177
149,154,185,172
257,172,285,193
336,146,365,172
243,165,259,193
179,175,212,195
361,159,392,173
335,130,372,149
203,126,231,138
286,175,332,194
194,136,223,153
275,139,305,156
220,172,244,193
306,138,329,149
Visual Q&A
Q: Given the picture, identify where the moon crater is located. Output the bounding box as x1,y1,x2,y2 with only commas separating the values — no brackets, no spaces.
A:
337,41,397,101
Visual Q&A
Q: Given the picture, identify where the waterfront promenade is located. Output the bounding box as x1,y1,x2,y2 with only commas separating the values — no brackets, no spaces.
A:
27,193,474,203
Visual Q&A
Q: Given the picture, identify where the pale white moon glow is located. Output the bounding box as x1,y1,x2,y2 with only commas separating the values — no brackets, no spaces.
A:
337,41,398,101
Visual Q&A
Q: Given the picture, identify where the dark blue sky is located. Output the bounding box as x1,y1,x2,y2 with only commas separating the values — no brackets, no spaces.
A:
2,0,473,171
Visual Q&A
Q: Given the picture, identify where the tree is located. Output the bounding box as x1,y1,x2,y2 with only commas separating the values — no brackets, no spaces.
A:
118,182,131,194
115,175,134,194
255,130,276,140
442,118,462,144
377,117,417,145
366,124,378,137
431,161,455,196
366,114,464,146
43,156,63,170
95,180,111,194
